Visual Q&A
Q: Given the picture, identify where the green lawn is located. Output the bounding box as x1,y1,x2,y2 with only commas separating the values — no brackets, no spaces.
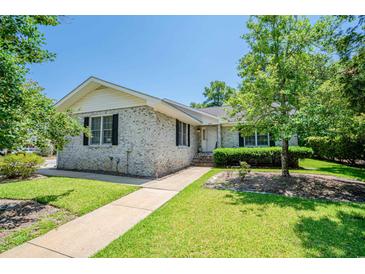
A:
0,177,138,253
95,168,365,258
252,158,365,182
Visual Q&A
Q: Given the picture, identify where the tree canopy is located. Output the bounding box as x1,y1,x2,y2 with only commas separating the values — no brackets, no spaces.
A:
190,80,235,108
228,16,337,176
0,16,86,151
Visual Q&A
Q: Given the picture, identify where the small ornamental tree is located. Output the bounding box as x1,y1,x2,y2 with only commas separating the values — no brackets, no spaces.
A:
229,16,334,176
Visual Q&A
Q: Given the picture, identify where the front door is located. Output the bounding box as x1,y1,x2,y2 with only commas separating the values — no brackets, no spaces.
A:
201,127,207,152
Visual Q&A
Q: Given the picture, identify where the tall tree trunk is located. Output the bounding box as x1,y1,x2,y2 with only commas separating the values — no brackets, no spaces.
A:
281,138,290,177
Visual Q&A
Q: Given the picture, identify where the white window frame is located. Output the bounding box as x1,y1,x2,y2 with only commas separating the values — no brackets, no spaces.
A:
178,121,189,147
89,115,113,146
244,130,270,147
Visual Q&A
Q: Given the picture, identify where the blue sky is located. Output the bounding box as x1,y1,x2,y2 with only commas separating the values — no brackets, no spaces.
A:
29,16,249,105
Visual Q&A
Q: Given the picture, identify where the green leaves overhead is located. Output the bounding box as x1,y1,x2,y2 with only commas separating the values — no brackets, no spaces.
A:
190,80,235,108
0,16,85,151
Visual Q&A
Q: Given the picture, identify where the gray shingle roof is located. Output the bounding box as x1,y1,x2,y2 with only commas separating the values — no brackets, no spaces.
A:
198,106,231,118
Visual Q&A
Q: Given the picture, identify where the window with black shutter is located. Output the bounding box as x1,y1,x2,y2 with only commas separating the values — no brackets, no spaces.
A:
176,119,180,146
112,114,118,145
188,124,190,147
87,115,117,145
83,117,89,146
238,133,244,147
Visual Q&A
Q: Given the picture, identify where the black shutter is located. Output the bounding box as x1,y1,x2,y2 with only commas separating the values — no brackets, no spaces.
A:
83,117,89,146
188,124,190,147
238,132,244,147
269,134,275,146
112,114,119,145
176,119,180,146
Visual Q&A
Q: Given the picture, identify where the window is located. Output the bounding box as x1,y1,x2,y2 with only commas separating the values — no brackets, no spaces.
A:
244,135,256,146
102,116,113,144
90,116,113,145
257,133,269,146
91,117,101,145
244,131,270,147
177,120,190,146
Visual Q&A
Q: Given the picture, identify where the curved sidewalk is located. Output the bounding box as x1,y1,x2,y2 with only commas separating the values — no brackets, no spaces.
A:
0,166,211,258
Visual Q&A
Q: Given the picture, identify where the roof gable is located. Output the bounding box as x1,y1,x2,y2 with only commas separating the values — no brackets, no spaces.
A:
55,76,221,126
55,76,160,112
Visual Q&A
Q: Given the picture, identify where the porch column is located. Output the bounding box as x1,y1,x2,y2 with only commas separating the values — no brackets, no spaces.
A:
217,124,222,148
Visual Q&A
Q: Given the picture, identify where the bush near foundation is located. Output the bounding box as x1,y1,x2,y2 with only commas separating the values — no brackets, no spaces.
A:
0,153,44,179
213,146,313,167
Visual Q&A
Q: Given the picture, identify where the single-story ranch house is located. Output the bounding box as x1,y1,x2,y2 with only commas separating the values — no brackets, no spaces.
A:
56,77,298,177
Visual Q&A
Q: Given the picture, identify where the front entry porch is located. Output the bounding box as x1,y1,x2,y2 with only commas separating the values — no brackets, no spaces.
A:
197,125,221,153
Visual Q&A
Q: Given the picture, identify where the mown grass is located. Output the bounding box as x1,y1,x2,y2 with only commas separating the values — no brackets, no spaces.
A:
94,169,365,258
0,177,138,253
251,158,365,182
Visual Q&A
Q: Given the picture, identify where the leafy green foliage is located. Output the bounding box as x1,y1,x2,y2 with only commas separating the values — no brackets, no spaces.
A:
0,16,87,150
338,48,365,114
0,16,59,149
330,16,364,61
238,161,251,181
190,80,235,108
0,153,44,178
306,136,365,165
213,146,313,167
229,16,334,176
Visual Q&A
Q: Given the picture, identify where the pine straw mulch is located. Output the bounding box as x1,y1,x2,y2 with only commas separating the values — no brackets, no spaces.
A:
205,171,365,203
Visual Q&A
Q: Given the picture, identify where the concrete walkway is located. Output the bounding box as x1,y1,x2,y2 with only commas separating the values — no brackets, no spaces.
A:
0,167,211,258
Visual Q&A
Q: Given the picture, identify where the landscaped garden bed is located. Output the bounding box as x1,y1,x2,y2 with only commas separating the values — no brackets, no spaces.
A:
0,177,138,253
205,171,365,203
0,199,75,240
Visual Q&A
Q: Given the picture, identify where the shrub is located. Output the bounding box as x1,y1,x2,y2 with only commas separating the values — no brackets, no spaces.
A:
306,136,365,165
238,161,251,181
0,153,44,179
213,146,313,167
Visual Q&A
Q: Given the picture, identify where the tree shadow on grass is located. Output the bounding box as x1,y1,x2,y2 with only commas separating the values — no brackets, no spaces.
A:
224,190,365,257
315,166,365,182
224,188,365,211
294,211,365,257
224,191,322,211
35,189,74,205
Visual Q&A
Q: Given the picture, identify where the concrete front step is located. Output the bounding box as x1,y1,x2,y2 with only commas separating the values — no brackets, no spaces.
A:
191,153,215,167
191,162,214,167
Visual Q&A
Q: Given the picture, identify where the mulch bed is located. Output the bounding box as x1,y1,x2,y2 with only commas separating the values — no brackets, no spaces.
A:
0,199,60,239
0,174,47,184
205,171,365,203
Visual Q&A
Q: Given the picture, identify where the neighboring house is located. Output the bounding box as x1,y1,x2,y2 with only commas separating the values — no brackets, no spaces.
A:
56,76,298,177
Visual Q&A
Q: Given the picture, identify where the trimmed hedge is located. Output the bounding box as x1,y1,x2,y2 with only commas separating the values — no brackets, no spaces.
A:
306,136,365,165
0,153,44,179
213,146,313,167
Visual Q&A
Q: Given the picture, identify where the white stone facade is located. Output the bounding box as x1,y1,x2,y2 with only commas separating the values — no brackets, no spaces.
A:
57,106,198,178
